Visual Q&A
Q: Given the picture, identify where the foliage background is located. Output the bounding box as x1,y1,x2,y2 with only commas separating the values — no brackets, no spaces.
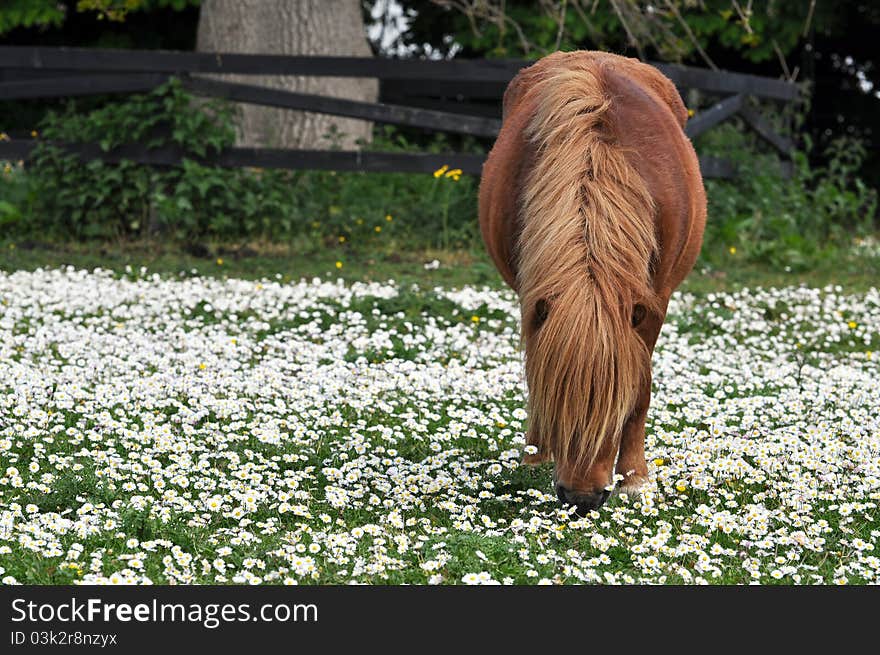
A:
0,1,878,271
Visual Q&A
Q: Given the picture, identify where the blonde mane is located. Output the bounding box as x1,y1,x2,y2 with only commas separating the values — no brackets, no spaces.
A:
516,60,660,471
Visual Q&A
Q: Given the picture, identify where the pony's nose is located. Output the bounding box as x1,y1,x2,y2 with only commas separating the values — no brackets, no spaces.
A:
555,483,611,515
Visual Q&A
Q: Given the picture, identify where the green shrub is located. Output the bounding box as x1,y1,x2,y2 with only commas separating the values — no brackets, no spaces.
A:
696,121,877,270
11,80,878,267
29,79,258,240
22,80,479,249
0,159,31,232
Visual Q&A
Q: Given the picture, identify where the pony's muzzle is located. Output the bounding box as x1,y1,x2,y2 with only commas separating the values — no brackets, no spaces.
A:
555,483,611,515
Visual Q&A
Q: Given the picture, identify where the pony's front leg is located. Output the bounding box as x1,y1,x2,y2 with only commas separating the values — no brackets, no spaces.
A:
614,376,651,492
616,297,668,493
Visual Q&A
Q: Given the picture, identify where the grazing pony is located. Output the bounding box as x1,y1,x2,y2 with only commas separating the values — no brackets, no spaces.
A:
479,51,706,513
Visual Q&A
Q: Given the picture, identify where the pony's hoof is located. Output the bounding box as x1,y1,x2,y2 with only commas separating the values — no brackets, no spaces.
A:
615,474,649,495
522,453,547,466
555,484,611,515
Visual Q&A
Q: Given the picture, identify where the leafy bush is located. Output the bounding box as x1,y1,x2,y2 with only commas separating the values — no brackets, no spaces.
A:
696,121,877,270
8,80,877,266
0,159,30,232
21,80,478,250
28,79,256,239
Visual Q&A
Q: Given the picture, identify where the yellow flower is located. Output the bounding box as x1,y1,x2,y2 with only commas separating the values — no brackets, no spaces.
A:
338,235,346,243
471,316,480,323
30,130,38,138
687,108,695,117
374,226,382,233
653,458,665,466
216,258,224,266
385,214,393,222
848,321,857,329
335,261,343,269
445,168,463,181
0,132,9,141
867,351,873,360
433,165,449,178
198,363,206,370
675,481,687,492
728,246,737,255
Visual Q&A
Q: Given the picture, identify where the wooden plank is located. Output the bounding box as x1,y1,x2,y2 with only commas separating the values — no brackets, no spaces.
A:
0,140,485,175
0,140,33,160
183,77,502,138
212,148,487,175
0,68,83,82
0,47,798,101
380,94,502,119
654,62,798,101
0,46,525,82
697,155,736,179
0,140,735,178
381,79,510,100
685,94,744,139
739,106,795,157
0,73,168,99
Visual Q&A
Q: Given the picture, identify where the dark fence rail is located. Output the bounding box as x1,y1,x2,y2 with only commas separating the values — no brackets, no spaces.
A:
0,46,800,179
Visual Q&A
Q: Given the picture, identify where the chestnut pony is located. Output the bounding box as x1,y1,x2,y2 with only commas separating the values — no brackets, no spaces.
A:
479,51,706,513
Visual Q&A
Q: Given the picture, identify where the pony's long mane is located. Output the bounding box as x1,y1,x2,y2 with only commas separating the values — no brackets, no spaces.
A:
517,60,660,471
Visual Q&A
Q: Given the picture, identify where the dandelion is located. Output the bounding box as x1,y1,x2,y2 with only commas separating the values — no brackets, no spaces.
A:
433,165,449,178
729,246,737,255
216,258,224,266
374,226,382,233
336,261,343,269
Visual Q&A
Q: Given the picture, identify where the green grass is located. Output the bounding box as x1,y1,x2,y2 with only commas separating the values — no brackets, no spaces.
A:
1,239,879,585
2,238,879,293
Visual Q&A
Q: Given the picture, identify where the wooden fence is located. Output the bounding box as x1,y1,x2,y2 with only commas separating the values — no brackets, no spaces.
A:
0,46,799,178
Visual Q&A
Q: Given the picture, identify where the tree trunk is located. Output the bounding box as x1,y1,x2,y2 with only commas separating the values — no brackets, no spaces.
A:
196,0,378,149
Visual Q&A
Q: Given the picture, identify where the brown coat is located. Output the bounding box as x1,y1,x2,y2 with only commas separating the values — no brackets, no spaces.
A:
478,51,706,512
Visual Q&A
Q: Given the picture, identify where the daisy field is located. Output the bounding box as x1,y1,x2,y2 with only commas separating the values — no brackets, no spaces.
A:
1,264,878,585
